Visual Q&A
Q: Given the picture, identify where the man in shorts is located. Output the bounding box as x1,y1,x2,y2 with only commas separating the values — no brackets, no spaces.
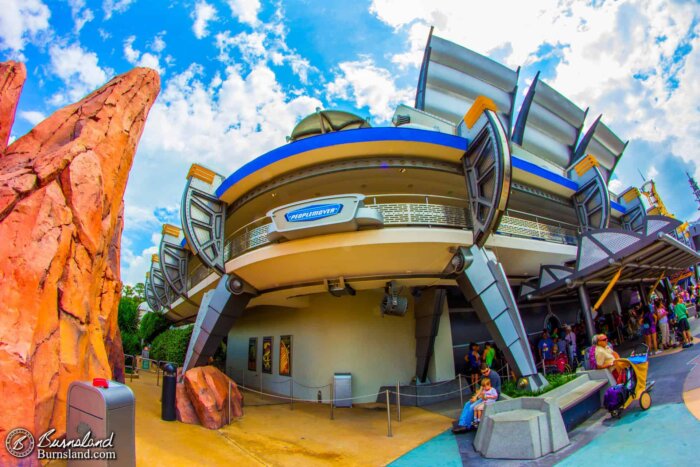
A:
674,296,693,348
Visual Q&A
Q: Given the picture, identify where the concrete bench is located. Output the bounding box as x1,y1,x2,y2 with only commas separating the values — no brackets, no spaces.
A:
473,370,615,460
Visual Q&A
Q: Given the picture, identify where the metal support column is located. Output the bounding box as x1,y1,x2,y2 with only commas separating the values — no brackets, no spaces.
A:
578,284,595,340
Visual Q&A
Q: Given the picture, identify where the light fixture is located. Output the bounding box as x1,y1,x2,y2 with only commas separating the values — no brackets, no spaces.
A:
381,281,408,317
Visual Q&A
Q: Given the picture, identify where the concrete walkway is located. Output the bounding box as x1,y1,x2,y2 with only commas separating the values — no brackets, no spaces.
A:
126,372,453,466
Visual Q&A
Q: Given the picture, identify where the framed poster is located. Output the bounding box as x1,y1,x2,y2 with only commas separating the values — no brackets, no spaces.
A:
262,336,273,374
248,338,257,371
279,335,292,376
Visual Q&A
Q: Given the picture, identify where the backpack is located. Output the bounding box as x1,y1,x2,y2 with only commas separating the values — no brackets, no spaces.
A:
604,384,629,411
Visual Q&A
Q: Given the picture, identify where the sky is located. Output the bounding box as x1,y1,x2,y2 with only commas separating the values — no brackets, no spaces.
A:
1,0,699,286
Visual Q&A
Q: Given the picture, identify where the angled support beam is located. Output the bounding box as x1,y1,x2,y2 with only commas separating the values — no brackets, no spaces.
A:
569,156,610,231
592,267,623,312
181,164,227,274
448,245,547,391
183,275,257,372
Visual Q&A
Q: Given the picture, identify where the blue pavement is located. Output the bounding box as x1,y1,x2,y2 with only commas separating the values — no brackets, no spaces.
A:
557,403,697,467
391,324,700,466
388,430,461,467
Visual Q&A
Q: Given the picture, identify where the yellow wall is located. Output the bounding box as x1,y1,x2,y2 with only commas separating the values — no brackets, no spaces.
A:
226,289,418,403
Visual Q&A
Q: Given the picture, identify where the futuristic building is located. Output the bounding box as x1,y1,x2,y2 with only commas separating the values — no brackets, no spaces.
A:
145,32,699,402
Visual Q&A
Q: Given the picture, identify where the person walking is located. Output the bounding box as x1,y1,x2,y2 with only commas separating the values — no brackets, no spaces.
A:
656,299,670,350
641,303,659,354
564,325,577,368
674,296,694,348
466,343,482,390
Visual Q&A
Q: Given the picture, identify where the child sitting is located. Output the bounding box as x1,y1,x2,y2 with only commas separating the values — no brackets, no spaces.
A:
472,377,498,426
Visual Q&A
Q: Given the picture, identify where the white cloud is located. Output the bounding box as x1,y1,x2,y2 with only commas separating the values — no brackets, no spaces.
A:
150,31,166,53
19,110,45,125
102,0,135,20
647,165,659,180
226,0,261,27
192,0,218,39
608,178,624,195
48,42,113,104
120,62,321,284
0,0,51,57
327,58,413,122
68,0,94,32
123,35,165,75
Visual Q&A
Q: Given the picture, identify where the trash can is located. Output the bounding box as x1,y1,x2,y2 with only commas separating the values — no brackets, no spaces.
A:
333,373,352,408
66,378,135,466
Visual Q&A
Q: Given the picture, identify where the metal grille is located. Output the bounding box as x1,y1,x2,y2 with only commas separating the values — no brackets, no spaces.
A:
188,263,213,290
223,203,579,260
364,203,469,228
227,223,272,260
496,216,578,245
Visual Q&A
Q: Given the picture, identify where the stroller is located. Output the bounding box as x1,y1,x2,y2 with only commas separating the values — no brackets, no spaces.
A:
604,344,655,418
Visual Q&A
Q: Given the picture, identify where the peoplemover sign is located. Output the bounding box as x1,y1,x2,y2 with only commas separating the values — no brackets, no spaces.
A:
285,203,343,222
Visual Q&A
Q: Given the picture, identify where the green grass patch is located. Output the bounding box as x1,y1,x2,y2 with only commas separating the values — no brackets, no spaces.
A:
501,373,580,398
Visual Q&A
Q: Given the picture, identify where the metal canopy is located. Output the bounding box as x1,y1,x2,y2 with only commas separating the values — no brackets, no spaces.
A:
416,31,519,134
527,216,700,299
512,73,587,169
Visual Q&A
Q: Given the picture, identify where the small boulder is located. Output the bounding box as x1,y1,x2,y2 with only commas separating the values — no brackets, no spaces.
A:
175,382,199,425
183,366,243,429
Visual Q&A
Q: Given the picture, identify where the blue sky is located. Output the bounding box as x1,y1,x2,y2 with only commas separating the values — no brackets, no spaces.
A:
1,0,699,285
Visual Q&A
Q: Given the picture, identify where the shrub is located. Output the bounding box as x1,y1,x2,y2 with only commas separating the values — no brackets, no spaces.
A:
121,331,141,357
139,312,169,343
150,326,193,366
501,373,580,398
118,297,139,334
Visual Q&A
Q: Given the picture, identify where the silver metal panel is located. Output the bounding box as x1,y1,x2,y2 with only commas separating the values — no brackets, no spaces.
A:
181,171,226,274
461,110,512,248
572,167,611,231
150,260,173,309
453,245,544,389
512,75,587,169
572,117,627,180
183,276,255,372
144,278,161,312
160,232,189,296
418,34,518,133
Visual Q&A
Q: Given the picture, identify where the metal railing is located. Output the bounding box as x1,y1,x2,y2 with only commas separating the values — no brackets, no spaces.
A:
497,209,579,246
182,196,581,294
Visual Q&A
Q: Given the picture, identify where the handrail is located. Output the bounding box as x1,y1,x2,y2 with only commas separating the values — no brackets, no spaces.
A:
505,208,580,231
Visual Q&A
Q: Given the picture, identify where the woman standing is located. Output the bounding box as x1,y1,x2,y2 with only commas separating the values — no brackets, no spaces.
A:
656,299,670,350
564,325,577,368
465,343,482,390
640,303,659,354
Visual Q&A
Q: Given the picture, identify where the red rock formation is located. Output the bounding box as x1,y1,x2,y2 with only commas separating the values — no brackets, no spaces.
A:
183,366,244,429
0,61,26,152
0,63,159,465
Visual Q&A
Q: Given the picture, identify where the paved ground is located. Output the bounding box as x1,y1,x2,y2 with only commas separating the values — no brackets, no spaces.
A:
125,371,452,466
391,320,700,466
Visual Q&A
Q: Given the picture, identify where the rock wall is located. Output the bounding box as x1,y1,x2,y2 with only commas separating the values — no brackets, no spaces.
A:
0,63,160,465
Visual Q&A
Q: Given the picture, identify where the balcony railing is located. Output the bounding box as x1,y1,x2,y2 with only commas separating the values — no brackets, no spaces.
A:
220,195,579,262
496,209,579,246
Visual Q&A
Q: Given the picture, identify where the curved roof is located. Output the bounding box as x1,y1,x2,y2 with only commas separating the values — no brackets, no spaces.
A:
290,109,370,142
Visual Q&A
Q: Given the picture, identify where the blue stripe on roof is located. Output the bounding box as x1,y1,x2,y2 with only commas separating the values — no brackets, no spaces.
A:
611,201,627,213
180,238,187,247
214,127,468,199
511,157,579,191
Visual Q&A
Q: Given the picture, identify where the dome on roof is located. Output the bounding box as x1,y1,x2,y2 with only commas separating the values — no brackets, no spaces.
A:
289,109,370,142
